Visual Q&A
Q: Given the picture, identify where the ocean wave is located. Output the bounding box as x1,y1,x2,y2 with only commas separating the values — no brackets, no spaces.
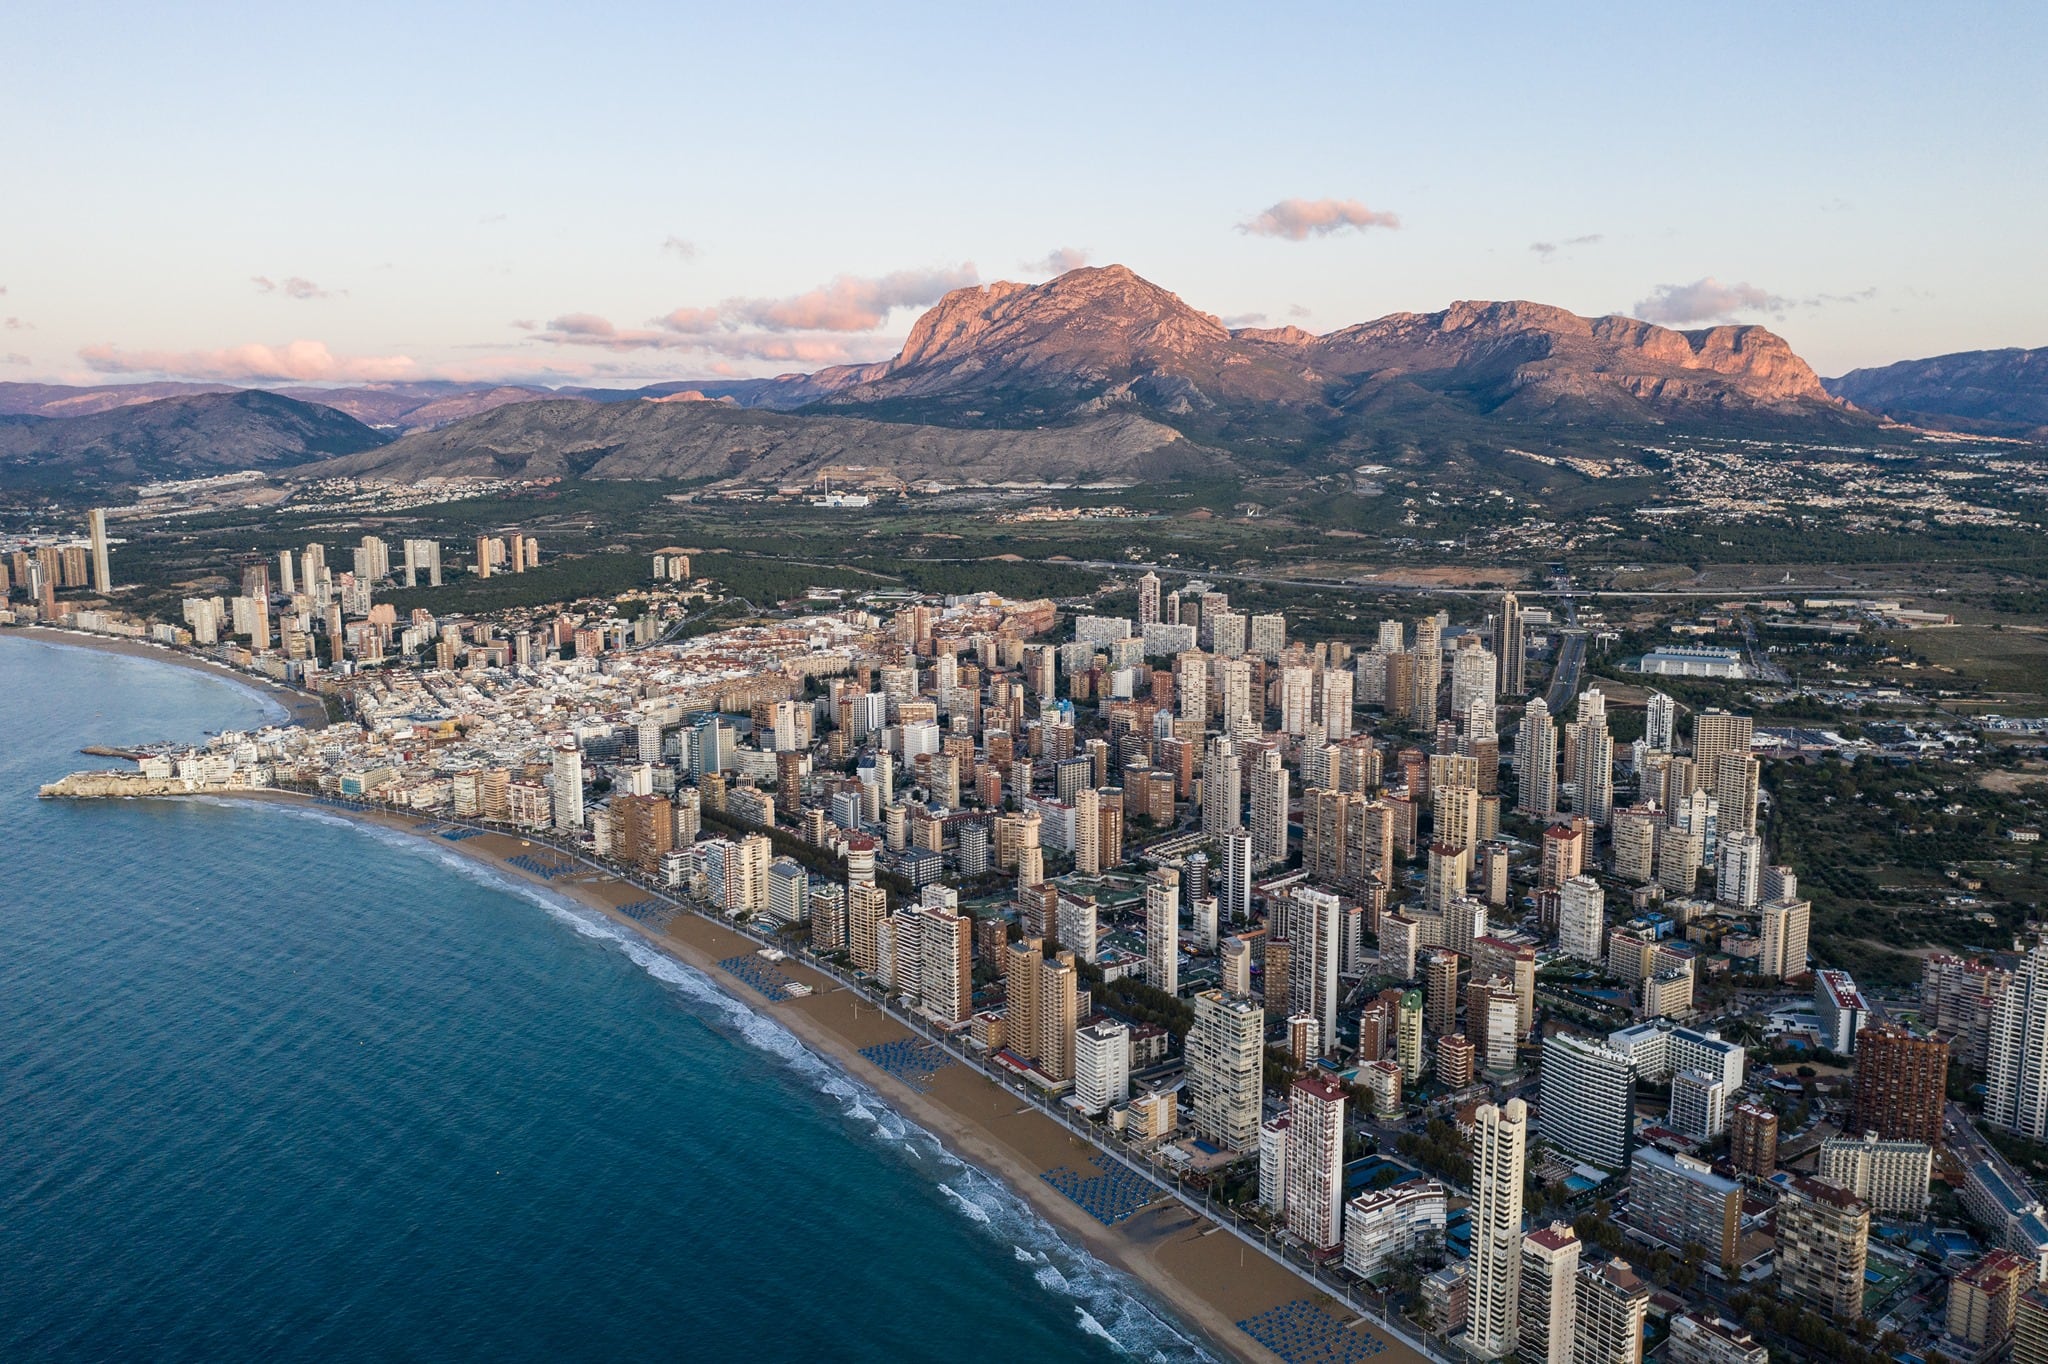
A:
250,803,1218,1363
527,898,1217,1363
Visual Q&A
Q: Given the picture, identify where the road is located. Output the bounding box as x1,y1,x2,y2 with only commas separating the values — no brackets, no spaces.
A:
949,555,1913,603
1546,629,1588,714
1739,614,1791,685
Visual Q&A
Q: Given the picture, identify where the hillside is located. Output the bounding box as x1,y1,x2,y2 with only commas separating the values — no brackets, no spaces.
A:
1825,348,2048,438
309,399,1204,485
0,390,390,488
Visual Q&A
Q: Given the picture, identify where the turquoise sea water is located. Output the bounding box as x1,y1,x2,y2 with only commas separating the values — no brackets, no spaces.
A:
0,635,1216,1363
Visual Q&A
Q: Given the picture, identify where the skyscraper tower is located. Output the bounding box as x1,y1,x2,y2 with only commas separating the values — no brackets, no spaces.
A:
1145,866,1180,997
1468,1098,1529,1358
1496,591,1525,698
1516,698,1559,817
1137,571,1161,626
1573,688,1614,826
1989,944,2048,1140
551,742,585,833
1249,745,1288,867
87,508,111,595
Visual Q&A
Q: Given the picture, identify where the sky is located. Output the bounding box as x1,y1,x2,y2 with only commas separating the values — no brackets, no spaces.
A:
3,1,2043,388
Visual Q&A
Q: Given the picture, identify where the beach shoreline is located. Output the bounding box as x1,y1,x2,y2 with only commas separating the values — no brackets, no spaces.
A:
200,790,1427,1364
5,626,331,730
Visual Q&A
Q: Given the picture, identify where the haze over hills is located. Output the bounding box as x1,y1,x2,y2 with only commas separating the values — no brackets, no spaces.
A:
1825,347,2048,439
310,399,1202,486
0,390,388,489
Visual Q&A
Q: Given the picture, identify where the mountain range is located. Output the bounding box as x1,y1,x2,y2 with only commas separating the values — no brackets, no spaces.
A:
0,391,389,489
4,265,2039,494
1823,347,2048,439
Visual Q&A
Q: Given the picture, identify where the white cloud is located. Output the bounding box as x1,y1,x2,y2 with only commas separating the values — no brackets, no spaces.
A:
252,276,333,300
1238,198,1400,240
1632,277,1789,324
661,236,699,260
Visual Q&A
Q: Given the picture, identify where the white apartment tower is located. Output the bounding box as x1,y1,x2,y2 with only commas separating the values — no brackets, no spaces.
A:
1186,990,1264,1151
1145,866,1180,997
551,743,585,833
1988,943,2048,1139
1467,1098,1529,1358
1559,875,1607,963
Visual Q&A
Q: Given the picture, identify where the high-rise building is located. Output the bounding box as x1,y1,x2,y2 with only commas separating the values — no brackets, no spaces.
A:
551,743,584,833
1397,989,1425,1081
1758,896,1811,981
1850,1024,1948,1143
1645,692,1675,752
1947,1250,2032,1358
1519,1222,1581,1364
1423,950,1461,1038
1775,1177,1869,1322
1004,939,1079,1083
87,508,111,594
1496,591,1525,698
1572,1258,1650,1364
1559,876,1606,963
1128,866,1175,1004
1715,830,1764,908
1467,1098,1529,1358
1712,752,1761,838
1988,944,2048,1140
1137,572,1161,627
614,793,675,873
1815,1133,1932,1217
1572,688,1615,826
1539,1032,1635,1169
1665,1314,1768,1364
1219,827,1252,926
1630,1148,1741,1272
1729,1102,1779,1178
1343,1181,1448,1280
1186,990,1264,1151
1691,712,1754,776
1249,745,1289,867
1283,1075,1347,1256
2018,1287,2048,1364
1201,735,1240,836
1074,1020,1132,1115
895,898,974,1027
1287,886,1342,1051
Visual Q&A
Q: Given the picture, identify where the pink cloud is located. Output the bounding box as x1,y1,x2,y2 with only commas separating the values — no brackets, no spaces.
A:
1238,198,1401,240
719,266,979,332
80,340,418,382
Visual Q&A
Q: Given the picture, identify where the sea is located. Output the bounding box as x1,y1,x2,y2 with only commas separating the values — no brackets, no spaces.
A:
0,634,1218,1363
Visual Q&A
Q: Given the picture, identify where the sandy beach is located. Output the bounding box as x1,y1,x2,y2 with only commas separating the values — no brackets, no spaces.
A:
6,627,331,730
210,792,1431,1364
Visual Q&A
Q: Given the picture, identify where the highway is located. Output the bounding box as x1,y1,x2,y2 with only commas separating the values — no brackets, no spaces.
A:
1546,629,1587,713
